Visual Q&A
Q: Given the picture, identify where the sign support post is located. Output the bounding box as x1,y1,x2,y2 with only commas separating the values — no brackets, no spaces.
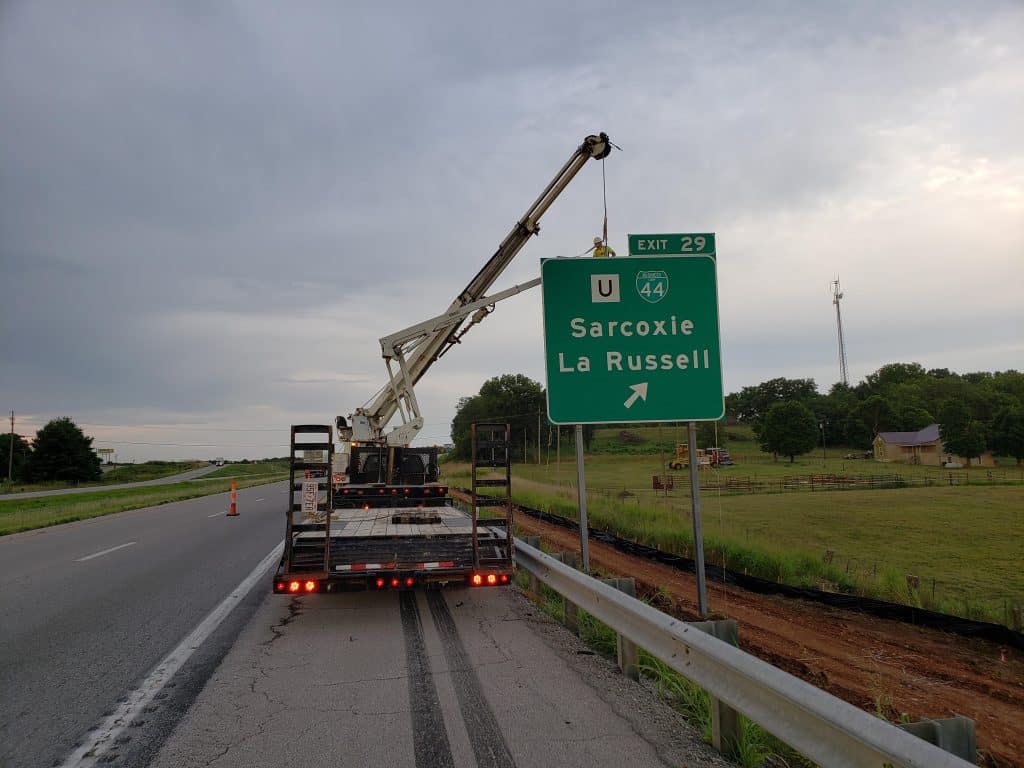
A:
686,421,708,616
541,232,723,607
575,424,590,573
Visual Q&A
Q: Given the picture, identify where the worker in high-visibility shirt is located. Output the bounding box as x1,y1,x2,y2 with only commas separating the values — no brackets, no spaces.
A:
592,236,616,258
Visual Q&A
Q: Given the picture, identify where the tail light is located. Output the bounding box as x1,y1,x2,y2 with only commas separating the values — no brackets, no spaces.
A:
470,572,510,587
375,578,385,589
391,578,400,588
304,580,317,593
288,581,301,593
405,577,414,587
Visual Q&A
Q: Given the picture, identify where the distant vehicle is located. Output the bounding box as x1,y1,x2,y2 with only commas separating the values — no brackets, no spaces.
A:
215,457,225,467
707,446,734,466
668,444,733,469
943,461,963,469
669,444,708,470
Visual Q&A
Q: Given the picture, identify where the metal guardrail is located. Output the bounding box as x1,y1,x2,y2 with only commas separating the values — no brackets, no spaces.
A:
514,539,974,768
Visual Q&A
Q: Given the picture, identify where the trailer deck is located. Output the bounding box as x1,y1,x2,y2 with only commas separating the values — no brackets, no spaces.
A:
298,505,486,538
276,425,514,593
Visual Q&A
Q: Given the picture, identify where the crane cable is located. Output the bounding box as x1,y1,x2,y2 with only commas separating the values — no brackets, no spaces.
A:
602,156,609,249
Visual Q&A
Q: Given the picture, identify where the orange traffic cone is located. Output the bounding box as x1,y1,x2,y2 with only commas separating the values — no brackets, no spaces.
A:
227,480,238,516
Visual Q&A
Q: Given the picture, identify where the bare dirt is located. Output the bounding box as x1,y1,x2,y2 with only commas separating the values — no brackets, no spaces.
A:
514,512,1024,767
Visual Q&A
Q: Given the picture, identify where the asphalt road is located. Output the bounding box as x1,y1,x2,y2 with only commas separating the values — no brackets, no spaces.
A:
149,588,732,768
0,481,287,768
2,464,226,500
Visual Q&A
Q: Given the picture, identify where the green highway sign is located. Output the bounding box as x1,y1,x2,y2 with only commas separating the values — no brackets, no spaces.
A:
541,255,724,425
628,233,716,256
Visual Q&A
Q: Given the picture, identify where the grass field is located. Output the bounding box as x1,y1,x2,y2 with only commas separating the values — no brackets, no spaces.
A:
444,432,1024,626
0,472,288,536
203,460,290,478
2,460,207,495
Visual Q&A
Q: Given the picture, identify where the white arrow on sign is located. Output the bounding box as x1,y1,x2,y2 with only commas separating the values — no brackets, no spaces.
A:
624,382,649,409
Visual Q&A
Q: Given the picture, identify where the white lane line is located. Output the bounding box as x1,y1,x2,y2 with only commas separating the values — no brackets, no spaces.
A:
59,540,285,768
76,542,137,562
254,497,265,502
207,511,224,518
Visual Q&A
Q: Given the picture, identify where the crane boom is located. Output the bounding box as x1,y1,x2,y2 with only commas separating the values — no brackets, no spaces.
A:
347,132,612,445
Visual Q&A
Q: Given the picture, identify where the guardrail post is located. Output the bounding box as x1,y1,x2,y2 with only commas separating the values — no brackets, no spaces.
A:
524,537,541,597
558,551,580,634
897,716,976,762
691,619,741,756
601,578,639,680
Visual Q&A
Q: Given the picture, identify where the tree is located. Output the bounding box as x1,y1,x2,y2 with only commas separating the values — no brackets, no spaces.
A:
758,401,820,463
939,400,986,466
1,433,32,483
862,362,926,391
727,377,818,425
25,417,102,483
450,374,546,461
857,394,897,437
991,408,1024,465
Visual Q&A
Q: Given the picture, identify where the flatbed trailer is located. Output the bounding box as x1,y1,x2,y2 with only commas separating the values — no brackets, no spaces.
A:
274,424,514,593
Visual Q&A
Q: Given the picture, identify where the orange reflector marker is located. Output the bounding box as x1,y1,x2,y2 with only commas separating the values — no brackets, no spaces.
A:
288,581,300,593
487,574,497,585
276,582,285,592
304,580,317,593
471,574,483,586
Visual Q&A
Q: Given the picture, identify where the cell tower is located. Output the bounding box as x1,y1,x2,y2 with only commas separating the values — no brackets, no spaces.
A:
832,277,849,386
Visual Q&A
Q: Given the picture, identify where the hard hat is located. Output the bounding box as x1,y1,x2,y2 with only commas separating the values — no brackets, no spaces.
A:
593,237,602,245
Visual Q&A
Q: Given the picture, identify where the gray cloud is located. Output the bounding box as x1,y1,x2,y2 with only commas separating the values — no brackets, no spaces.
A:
2,1,1022,458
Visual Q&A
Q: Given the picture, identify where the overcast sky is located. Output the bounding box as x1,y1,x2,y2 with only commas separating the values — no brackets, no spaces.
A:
2,1,1022,460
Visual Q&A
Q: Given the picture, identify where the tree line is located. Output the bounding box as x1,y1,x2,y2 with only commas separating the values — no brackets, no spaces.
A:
449,364,1024,464
727,364,1024,463
2,417,103,484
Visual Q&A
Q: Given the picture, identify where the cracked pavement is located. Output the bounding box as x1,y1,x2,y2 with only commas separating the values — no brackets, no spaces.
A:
149,588,734,768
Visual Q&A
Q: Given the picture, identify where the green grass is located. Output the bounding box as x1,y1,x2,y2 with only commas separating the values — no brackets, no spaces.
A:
2,461,206,494
203,460,290,478
0,473,287,536
445,450,1024,627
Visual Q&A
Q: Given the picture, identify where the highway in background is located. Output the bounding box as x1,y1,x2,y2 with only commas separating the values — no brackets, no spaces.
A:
1,463,226,500
0,482,285,768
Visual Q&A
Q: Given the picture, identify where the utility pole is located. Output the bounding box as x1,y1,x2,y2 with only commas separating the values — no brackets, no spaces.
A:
537,410,541,464
7,411,14,489
832,278,849,386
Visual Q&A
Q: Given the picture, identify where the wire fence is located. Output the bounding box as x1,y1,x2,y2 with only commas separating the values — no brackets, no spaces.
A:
642,470,1023,495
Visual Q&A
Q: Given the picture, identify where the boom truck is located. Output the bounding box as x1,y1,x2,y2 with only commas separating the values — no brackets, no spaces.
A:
274,132,613,594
